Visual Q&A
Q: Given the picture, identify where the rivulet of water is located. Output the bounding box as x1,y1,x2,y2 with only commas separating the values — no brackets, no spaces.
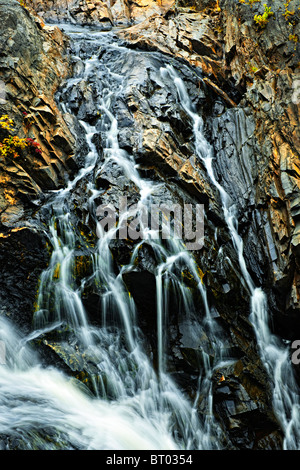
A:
162,65,300,450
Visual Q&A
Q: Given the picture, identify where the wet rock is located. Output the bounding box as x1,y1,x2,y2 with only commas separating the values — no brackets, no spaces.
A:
212,361,283,449
116,0,300,338
0,227,49,334
123,270,157,327
1,0,299,452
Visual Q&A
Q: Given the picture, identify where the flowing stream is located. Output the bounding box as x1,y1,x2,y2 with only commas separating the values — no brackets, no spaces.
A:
162,66,300,450
0,24,299,450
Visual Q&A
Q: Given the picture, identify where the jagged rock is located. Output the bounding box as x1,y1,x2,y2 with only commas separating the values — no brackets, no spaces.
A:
0,227,49,333
24,0,113,27
212,361,283,449
118,0,300,336
24,0,174,27
0,0,77,231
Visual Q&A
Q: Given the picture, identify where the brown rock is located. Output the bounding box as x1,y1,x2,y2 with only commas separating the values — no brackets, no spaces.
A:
0,1,76,230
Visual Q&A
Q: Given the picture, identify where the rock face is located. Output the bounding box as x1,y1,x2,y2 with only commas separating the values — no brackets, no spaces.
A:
0,0,299,451
0,0,76,224
0,0,77,330
118,0,300,337
24,0,114,27
23,0,175,26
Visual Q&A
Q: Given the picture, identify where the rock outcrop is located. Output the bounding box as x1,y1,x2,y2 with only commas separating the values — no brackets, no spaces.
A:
0,0,77,227
0,0,77,331
23,0,175,26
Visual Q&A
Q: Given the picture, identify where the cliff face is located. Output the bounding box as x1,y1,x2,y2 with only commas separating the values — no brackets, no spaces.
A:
0,0,77,223
0,0,77,330
23,0,174,26
0,0,299,450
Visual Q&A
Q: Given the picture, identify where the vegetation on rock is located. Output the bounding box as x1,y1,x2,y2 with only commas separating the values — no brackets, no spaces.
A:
253,3,274,27
0,115,41,159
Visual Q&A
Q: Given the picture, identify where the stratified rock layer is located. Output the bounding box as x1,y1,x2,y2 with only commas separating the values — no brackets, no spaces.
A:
0,0,77,228
23,0,175,26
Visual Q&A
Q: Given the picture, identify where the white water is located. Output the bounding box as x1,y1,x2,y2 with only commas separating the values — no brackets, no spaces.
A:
162,65,300,450
0,316,178,450
0,29,227,450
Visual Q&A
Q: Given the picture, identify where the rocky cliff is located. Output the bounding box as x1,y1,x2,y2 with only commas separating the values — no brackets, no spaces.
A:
0,0,78,329
22,0,174,26
0,0,299,450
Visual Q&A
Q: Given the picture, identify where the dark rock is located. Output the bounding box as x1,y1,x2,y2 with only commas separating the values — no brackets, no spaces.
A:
0,227,49,334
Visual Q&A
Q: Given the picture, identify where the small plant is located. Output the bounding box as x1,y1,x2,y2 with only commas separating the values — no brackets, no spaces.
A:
248,61,259,73
0,135,28,159
283,9,295,18
282,0,295,19
0,115,14,132
0,114,42,159
254,3,274,28
289,33,299,42
26,137,42,154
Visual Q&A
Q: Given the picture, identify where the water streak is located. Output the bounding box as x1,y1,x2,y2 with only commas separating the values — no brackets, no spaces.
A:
0,28,225,450
163,65,300,450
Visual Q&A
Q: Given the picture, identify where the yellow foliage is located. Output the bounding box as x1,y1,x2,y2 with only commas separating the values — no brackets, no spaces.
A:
0,115,14,132
0,135,28,159
53,263,61,279
0,114,42,159
254,4,274,28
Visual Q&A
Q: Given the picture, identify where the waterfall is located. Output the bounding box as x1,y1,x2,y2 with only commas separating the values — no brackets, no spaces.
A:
0,21,298,451
163,65,300,450
0,25,229,451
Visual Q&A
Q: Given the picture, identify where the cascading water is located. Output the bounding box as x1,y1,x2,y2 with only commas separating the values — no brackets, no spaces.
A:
163,65,300,450
0,25,231,451
0,21,298,452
